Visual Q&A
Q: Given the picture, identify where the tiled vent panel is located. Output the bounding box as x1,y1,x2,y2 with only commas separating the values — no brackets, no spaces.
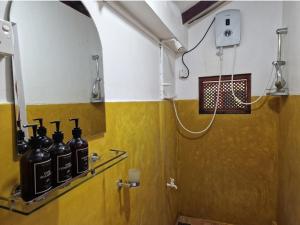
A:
199,74,251,114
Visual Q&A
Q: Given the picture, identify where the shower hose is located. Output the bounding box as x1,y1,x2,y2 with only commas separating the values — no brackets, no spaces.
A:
173,45,275,135
172,47,224,135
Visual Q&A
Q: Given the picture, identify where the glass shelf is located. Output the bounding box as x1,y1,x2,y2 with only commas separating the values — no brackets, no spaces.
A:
0,149,128,215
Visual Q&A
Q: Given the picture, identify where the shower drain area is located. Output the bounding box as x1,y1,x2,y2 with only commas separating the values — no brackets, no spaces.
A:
177,216,235,225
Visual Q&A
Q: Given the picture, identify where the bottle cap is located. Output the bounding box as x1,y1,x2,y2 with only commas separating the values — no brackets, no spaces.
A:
33,118,47,137
23,124,40,149
50,121,64,143
69,118,82,138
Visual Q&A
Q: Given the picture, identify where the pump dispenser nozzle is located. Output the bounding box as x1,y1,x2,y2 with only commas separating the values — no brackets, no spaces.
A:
33,118,47,136
17,120,29,155
69,118,82,138
23,124,39,149
50,121,64,143
24,124,38,137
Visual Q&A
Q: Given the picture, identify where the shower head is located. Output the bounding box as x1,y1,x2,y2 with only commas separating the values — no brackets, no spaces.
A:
266,27,289,96
276,27,288,35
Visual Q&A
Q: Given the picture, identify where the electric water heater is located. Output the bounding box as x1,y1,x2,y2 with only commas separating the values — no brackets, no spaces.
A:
215,9,241,47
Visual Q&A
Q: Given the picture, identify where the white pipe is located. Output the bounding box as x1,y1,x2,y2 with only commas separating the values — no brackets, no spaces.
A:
160,44,165,99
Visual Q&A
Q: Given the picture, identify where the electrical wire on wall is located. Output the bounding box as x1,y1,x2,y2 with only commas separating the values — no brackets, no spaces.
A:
181,18,215,79
172,47,223,135
171,17,220,135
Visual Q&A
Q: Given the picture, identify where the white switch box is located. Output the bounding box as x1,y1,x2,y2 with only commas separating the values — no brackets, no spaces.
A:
0,19,14,56
215,9,241,48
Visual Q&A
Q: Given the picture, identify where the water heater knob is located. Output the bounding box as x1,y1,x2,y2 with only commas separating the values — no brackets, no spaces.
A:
224,29,232,37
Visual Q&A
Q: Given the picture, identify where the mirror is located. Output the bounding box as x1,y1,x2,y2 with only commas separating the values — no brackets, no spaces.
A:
10,1,105,156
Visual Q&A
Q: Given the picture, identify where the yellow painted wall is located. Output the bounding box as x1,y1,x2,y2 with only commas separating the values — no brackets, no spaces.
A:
277,96,300,225
3,96,296,225
0,101,178,225
26,103,106,138
176,97,279,225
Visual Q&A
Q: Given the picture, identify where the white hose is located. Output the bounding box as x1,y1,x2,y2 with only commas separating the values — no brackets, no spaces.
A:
172,48,223,135
230,45,274,105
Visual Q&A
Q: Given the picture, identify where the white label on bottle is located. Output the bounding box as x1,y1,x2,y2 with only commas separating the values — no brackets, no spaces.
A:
57,153,72,183
33,159,52,194
76,147,88,174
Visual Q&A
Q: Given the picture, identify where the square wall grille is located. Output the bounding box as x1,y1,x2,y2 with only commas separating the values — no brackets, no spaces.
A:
199,74,251,114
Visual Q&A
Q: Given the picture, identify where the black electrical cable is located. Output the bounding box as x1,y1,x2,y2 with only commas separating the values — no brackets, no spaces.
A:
181,17,216,79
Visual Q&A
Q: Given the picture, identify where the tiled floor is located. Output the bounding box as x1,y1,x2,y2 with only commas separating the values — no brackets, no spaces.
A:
177,216,234,225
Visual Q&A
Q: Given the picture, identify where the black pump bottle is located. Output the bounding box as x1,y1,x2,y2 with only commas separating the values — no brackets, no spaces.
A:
33,118,53,149
20,124,52,202
16,120,29,155
67,118,89,177
49,121,72,187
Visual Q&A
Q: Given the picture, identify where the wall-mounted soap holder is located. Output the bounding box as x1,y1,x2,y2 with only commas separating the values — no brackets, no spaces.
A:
117,168,140,190
116,179,139,189
90,152,101,175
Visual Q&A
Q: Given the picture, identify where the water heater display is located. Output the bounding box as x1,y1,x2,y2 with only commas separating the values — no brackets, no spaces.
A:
215,9,241,47
0,20,14,56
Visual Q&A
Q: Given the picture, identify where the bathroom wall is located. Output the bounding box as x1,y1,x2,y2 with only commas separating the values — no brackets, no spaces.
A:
176,1,283,99
0,0,162,103
277,2,300,225
281,1,300,96
2,1,299,225
146,0,188,49
176,98,279,225
175,2,282,225
10,1,102,104
0,101,178,225
0,1,178,225
86,1,161,102
26,103,106,137
278,97,300,225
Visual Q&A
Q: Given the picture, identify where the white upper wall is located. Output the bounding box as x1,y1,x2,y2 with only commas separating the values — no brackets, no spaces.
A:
84,1,161,102
2,1,299,103
10,1,102,104
146,1,188,49
0,1,163,103
282,1,300,95
175,1,283,99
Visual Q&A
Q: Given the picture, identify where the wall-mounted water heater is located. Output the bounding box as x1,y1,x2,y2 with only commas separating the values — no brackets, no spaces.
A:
215,9,241,47
0,19,14,56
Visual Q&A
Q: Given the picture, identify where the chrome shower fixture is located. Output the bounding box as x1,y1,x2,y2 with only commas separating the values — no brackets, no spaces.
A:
91,54,102,102
272,61,286,90
267,27,288,96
